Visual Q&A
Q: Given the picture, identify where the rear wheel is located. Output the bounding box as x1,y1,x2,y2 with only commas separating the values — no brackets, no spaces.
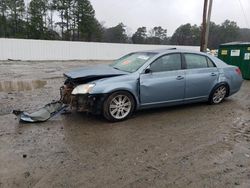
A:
103,91,135,122
209,85,228,104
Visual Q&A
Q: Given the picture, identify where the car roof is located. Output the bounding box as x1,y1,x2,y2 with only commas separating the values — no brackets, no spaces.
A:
136,48,206,55
135,48,230,68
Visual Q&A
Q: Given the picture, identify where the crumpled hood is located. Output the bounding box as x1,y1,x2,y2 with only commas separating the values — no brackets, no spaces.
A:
64,64,127,79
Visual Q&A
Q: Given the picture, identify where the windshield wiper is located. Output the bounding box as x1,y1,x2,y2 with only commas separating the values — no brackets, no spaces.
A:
112,67,120,70
112,66,131,73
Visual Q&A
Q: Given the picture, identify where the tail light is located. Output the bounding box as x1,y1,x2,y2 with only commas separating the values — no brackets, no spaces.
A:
235,67,241,75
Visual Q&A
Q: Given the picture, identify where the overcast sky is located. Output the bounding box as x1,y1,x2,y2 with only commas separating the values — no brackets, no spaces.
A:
90,0,250,36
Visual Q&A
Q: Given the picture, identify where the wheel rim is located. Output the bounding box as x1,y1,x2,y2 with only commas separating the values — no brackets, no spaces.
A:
109,94,132,119
212,85,227,104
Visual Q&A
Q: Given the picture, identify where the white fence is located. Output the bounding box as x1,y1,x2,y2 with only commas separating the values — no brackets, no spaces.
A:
0,38,199,61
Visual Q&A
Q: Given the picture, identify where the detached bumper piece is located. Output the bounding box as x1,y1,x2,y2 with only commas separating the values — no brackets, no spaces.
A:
13,101,68,123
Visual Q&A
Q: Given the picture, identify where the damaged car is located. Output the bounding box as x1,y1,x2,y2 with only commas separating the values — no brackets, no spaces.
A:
61,49,243,122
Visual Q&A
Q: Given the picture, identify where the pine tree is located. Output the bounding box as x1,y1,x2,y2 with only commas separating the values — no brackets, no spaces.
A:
103,23,128,43
6,0,25,37
54,0,66,39
74,0,98,41
64,0,74,40
28,0,48,39
0,0,7,37
132,27,147,44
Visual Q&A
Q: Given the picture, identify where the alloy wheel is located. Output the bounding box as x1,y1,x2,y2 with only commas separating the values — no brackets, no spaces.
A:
212,85,227,104
109,94,132,119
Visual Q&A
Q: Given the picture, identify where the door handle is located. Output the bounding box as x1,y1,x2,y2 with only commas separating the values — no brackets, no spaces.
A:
211,73,217,76
176,75,184,80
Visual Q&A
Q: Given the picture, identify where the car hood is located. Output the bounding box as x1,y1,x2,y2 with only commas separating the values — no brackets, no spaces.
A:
64,64,128,79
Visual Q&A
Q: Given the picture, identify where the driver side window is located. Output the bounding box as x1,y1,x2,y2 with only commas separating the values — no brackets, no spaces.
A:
150,53,182,72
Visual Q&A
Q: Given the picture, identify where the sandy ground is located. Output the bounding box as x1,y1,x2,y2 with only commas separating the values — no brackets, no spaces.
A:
0,60,250,188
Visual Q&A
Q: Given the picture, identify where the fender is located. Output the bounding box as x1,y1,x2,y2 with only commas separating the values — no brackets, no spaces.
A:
90,74,141,109
209,82,230,98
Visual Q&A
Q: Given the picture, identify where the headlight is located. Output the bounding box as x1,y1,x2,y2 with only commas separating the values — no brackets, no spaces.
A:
71,84,95,95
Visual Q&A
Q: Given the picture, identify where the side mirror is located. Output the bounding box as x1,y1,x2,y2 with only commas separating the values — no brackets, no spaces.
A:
144,67,151,74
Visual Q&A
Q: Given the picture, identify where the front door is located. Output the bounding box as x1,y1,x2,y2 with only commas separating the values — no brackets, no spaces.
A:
139,53,185,106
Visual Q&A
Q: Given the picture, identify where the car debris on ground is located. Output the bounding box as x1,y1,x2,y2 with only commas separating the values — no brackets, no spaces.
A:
13,101,68,123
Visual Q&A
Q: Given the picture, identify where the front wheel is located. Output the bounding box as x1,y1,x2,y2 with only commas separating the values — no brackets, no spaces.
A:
103,91,135,122
209,85,228,104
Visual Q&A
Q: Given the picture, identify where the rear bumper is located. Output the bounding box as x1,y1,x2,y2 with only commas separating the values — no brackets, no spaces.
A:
229,83,243,96
229,77,243,96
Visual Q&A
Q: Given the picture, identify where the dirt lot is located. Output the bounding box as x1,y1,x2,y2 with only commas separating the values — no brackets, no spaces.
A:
0,60,250,188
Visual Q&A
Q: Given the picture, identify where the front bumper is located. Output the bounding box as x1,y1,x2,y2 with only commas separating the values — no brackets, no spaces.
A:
60,85,106,114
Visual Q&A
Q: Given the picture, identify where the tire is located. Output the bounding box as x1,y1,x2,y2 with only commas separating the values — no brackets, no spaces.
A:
103,91,135,122
209,84,228,104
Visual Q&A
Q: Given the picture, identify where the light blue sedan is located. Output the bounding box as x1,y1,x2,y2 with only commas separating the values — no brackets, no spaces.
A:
62,49,243,121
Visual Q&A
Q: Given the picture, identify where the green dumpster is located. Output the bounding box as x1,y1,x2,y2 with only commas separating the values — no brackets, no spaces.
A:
218,42,250,79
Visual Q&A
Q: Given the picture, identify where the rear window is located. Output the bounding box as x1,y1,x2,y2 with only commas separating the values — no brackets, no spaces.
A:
184,54,215,69
207,57,215,67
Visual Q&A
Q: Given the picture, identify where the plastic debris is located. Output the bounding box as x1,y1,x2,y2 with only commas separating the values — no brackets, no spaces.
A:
13,101,68,123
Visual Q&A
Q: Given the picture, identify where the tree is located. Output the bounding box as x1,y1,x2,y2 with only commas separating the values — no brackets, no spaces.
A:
89,18,103,42
170,23,200,46
207,20,240,49
190,24,200,45
103,23,128,43
47,0,56,30
220,20,239,43
0,0,246,48
207,22,221,48
132,27,147,44
54,0,67,39
151,26,167,40
238,28,250,41
28,0,47,39
147,26,167,44
0,0,7,37
63,0,73,40
74,0,100,41
6,0,25,37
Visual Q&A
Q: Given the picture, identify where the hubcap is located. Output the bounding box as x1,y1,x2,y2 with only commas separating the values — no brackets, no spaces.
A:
213,86,226,104
109,95,131,119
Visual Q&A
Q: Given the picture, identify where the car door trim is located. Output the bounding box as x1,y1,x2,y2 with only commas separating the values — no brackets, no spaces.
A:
140,98,183,107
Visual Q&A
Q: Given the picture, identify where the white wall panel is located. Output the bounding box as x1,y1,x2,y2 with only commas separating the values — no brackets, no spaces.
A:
0,38,200,61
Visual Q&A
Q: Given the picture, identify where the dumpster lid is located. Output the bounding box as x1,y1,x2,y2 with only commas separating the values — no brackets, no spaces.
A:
220,41,250,46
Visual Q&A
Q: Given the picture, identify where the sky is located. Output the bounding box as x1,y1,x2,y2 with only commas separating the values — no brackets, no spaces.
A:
90,0,250,36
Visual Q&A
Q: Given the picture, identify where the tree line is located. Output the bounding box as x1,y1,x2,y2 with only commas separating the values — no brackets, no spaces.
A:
0,0,250,49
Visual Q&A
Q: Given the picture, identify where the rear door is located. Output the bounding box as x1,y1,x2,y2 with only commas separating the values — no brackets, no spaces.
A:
183,53,219,101
139,53,185,106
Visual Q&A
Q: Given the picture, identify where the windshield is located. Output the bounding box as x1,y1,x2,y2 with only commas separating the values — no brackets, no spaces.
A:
110,52,156,73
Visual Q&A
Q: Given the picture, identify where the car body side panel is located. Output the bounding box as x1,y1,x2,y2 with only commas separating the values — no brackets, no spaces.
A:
185,67,219,101
139,70,185,105
89,74,140,108
208,55,232,68
219,66,243,95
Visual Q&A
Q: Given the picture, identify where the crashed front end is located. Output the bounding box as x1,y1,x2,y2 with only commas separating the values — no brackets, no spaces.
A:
60,65,128,114
60,77,106,115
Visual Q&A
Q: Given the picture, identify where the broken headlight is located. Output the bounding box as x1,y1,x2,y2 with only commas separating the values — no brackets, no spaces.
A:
71,84,95,95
